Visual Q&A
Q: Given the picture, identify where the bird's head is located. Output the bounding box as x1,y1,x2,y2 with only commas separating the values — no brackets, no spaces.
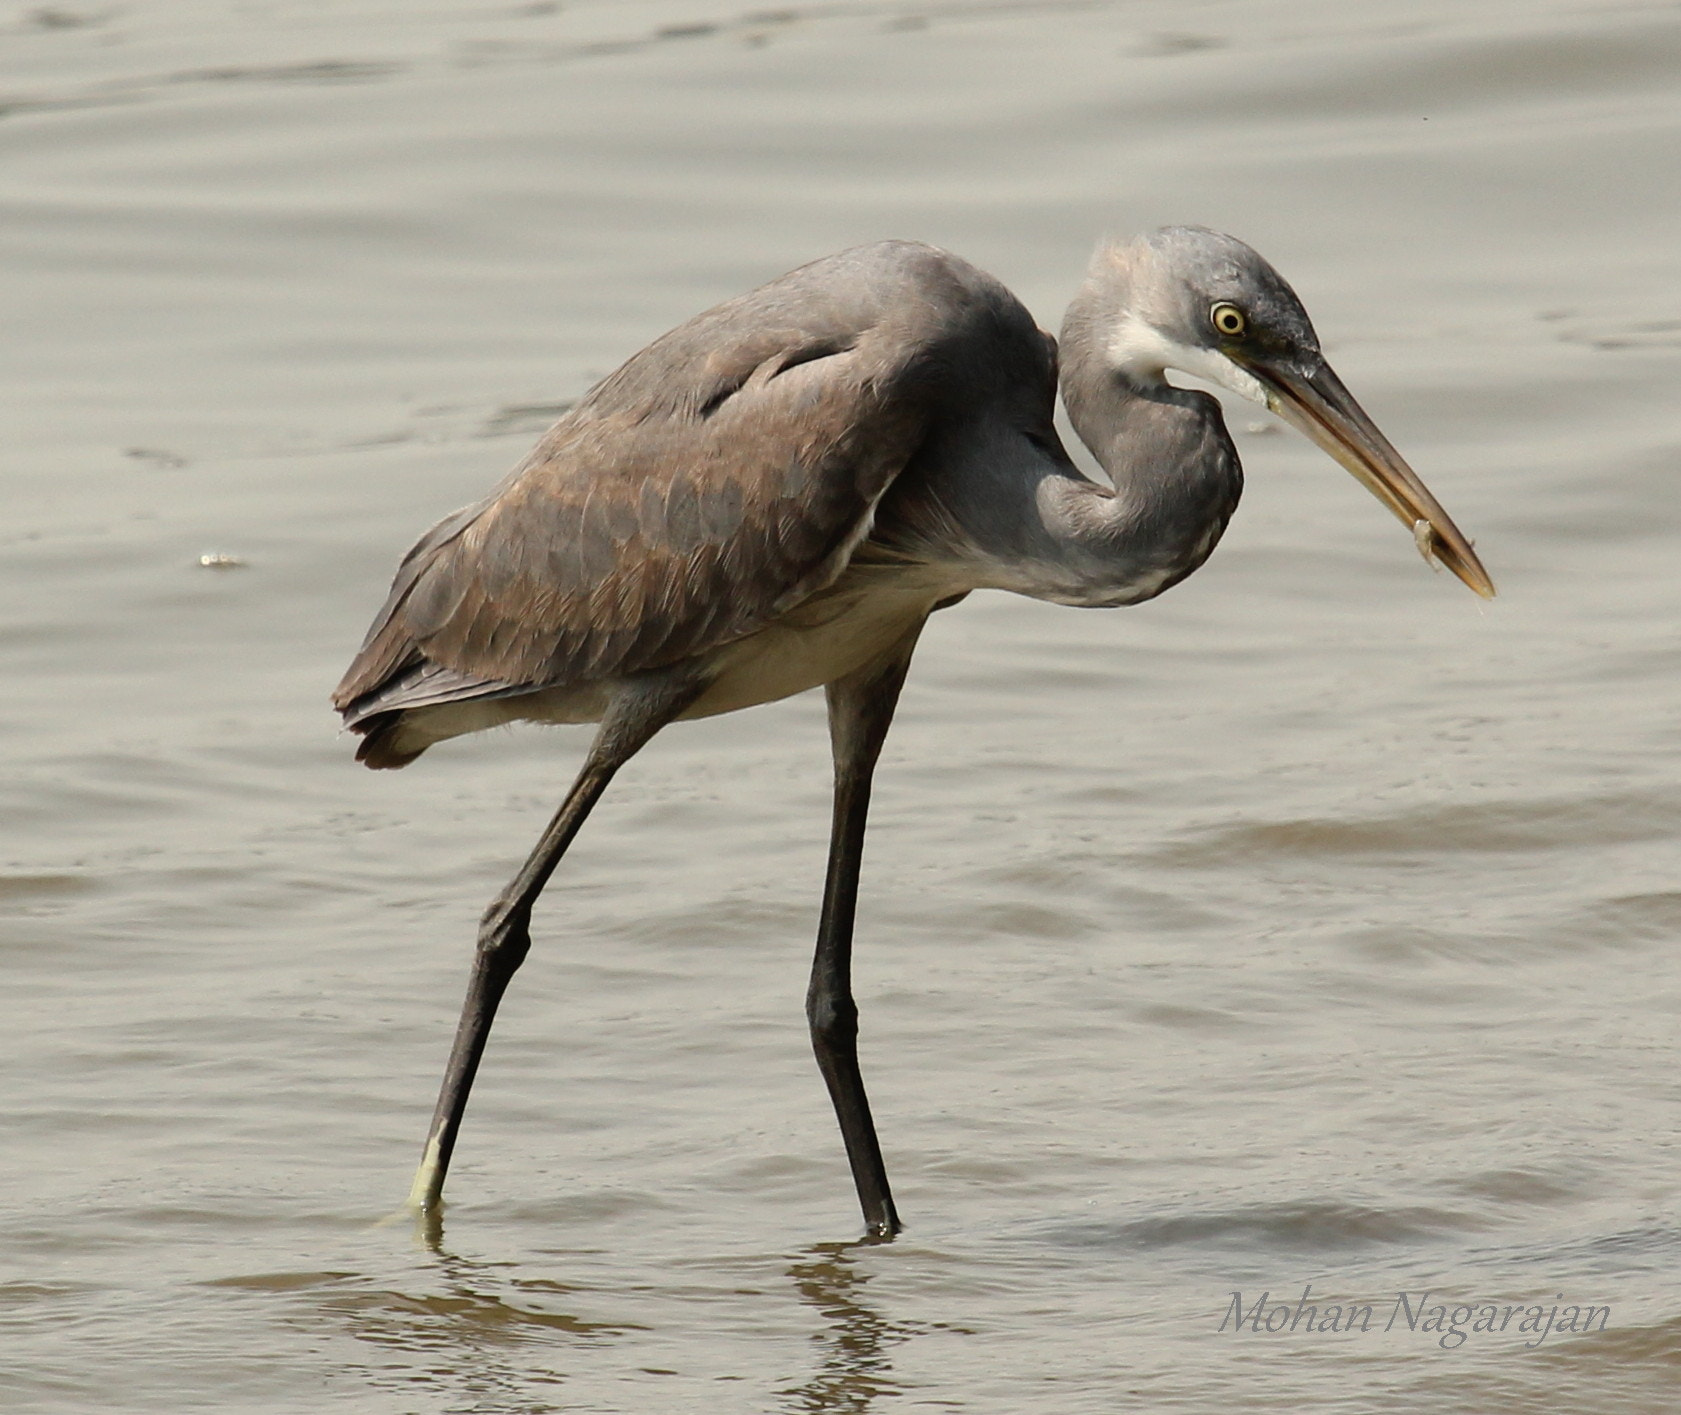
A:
1082,225,1494,599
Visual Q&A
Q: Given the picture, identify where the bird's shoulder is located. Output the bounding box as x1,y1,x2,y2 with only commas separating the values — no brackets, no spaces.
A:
579,240,1047,421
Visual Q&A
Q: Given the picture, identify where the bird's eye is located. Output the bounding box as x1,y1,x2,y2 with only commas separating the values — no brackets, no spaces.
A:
1210,302,1247,338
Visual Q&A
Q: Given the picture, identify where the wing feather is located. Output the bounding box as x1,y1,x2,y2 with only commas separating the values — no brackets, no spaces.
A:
334,242,1027,728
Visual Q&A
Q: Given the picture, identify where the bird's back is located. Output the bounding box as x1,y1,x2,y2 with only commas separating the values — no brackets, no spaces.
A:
333,241,1060,767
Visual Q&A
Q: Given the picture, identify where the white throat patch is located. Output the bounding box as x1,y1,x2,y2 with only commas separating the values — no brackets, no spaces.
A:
1106,314,1269,407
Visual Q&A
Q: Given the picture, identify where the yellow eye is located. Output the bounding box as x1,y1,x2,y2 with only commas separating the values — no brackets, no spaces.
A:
1211,302,1246,338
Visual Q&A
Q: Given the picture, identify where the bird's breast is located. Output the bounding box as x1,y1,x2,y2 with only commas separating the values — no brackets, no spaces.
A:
679,563,957,720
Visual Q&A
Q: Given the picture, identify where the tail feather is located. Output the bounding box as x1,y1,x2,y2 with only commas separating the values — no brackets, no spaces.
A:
349,712,427,770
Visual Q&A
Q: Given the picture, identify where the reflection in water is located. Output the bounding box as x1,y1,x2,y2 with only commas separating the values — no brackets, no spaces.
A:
779,1241,927,1415
303,1248,631,1414
267,1238,943,1413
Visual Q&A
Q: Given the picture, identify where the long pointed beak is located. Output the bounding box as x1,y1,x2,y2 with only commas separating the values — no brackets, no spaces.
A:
1248,358,1495,599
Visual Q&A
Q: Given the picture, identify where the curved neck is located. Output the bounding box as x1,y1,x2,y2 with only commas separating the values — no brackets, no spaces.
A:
867,279,1245,611
1039,289,1245,607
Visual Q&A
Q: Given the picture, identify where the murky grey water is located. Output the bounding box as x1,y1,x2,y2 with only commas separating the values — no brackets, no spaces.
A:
4,0,1679,1409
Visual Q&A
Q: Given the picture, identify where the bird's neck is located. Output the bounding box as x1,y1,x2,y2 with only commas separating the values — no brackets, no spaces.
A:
1036,333,1244,608
865,287,1244,611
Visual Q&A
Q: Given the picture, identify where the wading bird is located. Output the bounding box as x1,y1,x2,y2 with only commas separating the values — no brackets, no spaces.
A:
335,229,1493,1237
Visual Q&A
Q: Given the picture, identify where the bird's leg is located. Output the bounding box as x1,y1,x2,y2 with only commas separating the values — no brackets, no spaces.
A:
810,626,924,1239
407,672,705,1220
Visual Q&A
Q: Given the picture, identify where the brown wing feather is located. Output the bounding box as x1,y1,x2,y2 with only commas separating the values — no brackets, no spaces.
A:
333,242,1005,723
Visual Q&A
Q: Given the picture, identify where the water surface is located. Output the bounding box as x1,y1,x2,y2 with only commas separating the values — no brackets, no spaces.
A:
3,0,1679,1410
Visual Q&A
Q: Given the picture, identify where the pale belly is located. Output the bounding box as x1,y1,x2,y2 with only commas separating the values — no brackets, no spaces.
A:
678,580,942,719
392,567,958,756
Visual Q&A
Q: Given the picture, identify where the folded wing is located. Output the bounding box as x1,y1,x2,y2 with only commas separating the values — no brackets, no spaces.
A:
332,243,1019,753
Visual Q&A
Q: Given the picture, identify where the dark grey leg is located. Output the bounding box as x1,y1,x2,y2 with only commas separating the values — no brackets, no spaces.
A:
809,626,924,1238
407,674,703,1218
